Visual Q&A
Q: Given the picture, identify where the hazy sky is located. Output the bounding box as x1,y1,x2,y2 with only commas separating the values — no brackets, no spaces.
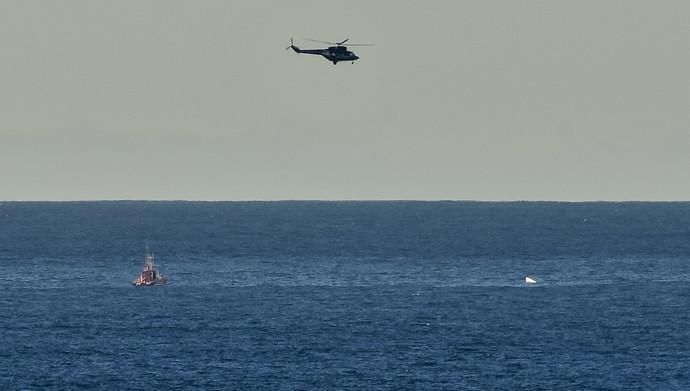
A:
1,1,688,200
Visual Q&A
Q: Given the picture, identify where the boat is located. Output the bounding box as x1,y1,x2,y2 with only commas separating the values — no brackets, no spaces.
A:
525,276,537,284
132,247,167,286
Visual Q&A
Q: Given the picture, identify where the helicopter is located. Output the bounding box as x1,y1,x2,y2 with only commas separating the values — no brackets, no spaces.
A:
286,38,373,65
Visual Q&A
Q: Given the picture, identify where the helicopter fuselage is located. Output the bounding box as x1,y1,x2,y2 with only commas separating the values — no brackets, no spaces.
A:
290,45,359,64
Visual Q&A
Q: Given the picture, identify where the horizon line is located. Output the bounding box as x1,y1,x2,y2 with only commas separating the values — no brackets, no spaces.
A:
2,199,690,203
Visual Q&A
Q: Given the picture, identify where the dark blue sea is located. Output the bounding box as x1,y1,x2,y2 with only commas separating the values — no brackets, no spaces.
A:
1,201,689,390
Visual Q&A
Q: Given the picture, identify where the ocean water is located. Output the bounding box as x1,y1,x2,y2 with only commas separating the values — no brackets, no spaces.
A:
1,201,689,390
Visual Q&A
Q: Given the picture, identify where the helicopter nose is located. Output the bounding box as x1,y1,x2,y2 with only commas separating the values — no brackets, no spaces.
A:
353,55,359,60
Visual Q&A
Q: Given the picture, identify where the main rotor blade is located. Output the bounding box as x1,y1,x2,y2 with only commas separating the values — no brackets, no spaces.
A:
304,38,375,47
305,38,338,45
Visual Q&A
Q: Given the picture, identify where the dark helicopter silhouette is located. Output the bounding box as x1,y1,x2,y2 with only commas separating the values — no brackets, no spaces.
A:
286,38,374,65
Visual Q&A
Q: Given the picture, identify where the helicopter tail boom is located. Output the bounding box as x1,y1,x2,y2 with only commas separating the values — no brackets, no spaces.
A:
286,38,303,53
286,38,324,55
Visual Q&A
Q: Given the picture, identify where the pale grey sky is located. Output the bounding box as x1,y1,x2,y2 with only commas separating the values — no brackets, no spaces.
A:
1,1,688,200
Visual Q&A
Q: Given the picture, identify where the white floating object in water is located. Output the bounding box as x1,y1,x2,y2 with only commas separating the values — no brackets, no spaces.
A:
525,276,537,284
